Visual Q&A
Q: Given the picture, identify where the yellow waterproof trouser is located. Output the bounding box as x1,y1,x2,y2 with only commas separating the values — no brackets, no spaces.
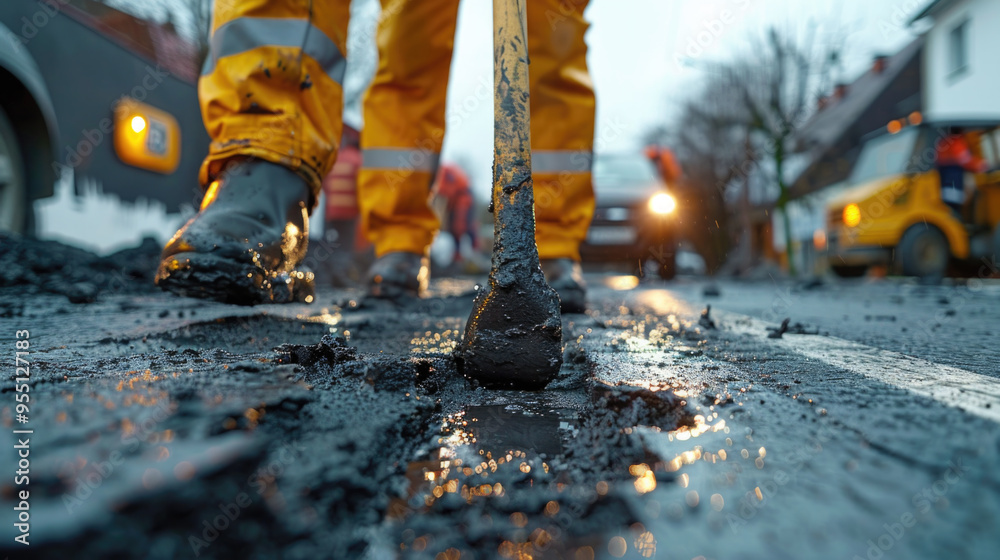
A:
199,0,351,197
359,0,596,260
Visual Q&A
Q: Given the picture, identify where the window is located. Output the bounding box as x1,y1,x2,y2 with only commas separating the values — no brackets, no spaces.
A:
849,128,920,184
593,154,657,187
983,129,1000,171
948,19,970,76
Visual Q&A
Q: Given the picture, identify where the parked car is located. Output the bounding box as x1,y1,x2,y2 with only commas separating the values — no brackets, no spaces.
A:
581,152,678,279
0,0,208,245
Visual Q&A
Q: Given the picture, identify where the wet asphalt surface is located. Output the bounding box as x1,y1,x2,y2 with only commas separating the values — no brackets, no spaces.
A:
1,236,999,560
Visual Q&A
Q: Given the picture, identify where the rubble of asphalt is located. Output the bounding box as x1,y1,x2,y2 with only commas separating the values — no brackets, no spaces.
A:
2,236,760,558
275,333,357,366
10,232,1000,559
3,279,713,559
698,305,717,330
766,317,820,338
0,232,162,303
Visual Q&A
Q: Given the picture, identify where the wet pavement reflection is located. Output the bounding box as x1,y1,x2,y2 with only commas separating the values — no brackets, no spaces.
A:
389,400,605,559
384,382,703,559
5,262,999,559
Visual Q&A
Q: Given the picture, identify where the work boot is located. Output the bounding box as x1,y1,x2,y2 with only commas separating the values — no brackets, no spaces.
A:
541,258,587,313
155,158,315,305
366,252,429,299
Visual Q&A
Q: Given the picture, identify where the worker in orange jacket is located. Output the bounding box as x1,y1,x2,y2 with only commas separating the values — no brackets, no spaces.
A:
156,0,595,311
644,145,681,185
935,129,986,217
433,163,478,263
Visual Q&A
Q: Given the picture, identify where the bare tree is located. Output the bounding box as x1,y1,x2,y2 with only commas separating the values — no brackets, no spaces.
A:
724,26,842,276
655,25,842,276
645,69,752,274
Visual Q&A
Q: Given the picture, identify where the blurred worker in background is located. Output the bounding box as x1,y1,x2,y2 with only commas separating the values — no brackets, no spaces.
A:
323,125,362,243
320,125,363,287
156,0,595,312
432,163,478,265
644,145,681,185
936,128,986,218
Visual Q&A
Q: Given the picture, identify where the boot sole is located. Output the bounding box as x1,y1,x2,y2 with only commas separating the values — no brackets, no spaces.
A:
156,252,315,306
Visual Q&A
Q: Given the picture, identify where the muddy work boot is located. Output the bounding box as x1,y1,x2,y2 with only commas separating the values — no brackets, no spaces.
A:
366,252,429,299
156,158,315,305
541,259,587,313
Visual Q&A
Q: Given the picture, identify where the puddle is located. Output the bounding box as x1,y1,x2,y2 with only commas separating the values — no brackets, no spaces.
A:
409,323,464,356
387,401,597,558
391,401,579,514
383,386,698,559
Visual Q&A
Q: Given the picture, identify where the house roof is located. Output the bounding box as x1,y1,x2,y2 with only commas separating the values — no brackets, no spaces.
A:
909,0,962,23
62,0,199,84
787,36,924,198
794,37,924,157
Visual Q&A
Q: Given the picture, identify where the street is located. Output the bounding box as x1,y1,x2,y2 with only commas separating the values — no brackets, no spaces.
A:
2,237,998,560
3,0,1000,558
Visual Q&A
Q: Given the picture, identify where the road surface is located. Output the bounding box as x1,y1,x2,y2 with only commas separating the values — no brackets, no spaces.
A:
1,238,998,559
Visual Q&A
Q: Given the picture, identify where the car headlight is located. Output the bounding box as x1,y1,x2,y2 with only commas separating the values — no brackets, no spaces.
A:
648,193,676,215
843,203,861,227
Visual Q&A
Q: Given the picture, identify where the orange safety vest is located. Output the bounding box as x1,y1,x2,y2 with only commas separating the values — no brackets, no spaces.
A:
434,164,475,240
644,146,681,183
936,134,986,172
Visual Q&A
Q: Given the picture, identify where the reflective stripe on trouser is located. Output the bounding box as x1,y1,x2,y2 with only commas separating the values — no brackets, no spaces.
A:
358,0,461,257
198,0,351,199
528,0,596,261
358,0,595,259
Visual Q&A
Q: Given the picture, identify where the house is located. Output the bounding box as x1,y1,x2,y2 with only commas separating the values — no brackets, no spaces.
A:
911,0,1000,121
788,38,925,200
732,0,1000,276
772,38,925,275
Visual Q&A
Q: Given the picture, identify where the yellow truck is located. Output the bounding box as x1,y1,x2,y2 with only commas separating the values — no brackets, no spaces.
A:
826,120,1000,278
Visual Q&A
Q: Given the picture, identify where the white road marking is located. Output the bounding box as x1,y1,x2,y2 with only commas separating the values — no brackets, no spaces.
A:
718,311,1000,423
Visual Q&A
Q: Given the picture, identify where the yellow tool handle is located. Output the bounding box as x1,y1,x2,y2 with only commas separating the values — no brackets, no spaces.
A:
491,0,536,260
455,0,563,389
